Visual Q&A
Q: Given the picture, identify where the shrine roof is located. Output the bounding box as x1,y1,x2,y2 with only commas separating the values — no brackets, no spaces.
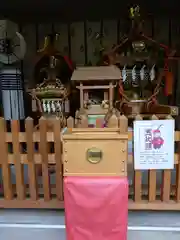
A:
71,66,121,82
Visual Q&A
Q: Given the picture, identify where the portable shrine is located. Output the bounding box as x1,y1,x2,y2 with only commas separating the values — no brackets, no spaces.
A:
28,33,74,127
71,65,121,126
102,6,178,117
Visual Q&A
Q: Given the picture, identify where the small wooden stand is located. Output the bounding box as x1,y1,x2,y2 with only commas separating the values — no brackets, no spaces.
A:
63,127,129,240
71,66,121,116
62,128,128,176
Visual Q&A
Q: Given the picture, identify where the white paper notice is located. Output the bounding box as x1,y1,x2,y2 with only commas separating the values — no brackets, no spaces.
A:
134,119,174,170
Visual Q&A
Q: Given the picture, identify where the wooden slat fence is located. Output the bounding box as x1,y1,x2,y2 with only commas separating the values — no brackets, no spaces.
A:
0,114,180,210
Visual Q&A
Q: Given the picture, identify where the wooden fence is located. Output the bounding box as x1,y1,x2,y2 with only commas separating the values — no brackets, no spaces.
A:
0,114,180,210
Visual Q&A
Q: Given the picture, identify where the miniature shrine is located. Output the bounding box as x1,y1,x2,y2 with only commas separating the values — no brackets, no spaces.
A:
28,33,74,127
101,6,178,118
71,65,121,127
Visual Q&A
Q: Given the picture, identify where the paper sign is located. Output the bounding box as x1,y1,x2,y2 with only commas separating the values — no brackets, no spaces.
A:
134,119,174,170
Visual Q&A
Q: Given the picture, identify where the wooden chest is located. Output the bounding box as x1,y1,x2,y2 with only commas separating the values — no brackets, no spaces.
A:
62,128,128,176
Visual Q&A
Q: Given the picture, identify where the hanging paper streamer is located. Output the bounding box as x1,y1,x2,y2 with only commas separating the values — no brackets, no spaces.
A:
132,65,136,83
140,65,146,81
122,66,127,82
150,65,155,81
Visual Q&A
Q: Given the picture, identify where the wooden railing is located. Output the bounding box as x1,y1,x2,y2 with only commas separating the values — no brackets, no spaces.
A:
0,114,180,210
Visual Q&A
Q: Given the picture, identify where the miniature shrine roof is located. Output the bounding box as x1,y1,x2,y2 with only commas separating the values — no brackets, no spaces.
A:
71,66,121,82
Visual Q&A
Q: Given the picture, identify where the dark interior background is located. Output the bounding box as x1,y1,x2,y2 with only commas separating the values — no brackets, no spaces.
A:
0,0,180,22
0,1,180,107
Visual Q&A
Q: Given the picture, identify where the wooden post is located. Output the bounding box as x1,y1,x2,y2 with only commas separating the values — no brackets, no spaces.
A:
39,117,51,201
53,118,63,201
11,120,25,200
109,82,113,108
25,117,38,201
134,114,143,202
80,83,84,108
148,115,158,202
0,118,13,200
104,91,108,101
107,113,118,128
84,91,89,101
161,115,172,202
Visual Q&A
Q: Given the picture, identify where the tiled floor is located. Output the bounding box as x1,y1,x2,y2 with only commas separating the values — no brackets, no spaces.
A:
128,231,180,240
0,210,180,239
0,229,66,240
0,228,179,240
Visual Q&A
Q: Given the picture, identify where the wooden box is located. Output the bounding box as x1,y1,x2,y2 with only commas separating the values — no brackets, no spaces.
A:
62,128,128,176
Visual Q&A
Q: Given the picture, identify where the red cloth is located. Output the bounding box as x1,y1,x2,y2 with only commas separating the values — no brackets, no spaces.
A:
64,176,128,240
